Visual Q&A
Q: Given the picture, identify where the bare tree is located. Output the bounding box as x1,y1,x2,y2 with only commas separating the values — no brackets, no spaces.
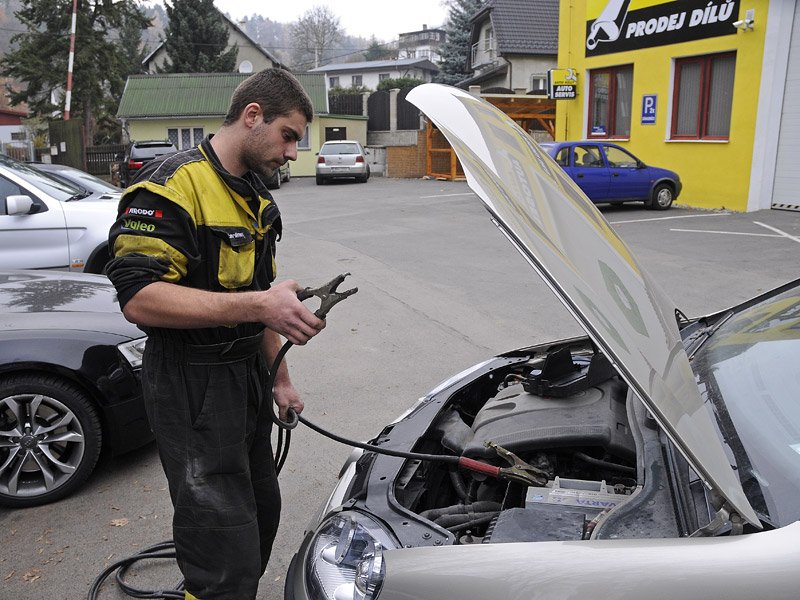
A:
290,5,342,69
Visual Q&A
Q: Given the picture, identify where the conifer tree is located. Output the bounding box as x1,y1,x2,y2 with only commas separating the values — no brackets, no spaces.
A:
0,0,150,143
435,0,486,85
160,0,238,73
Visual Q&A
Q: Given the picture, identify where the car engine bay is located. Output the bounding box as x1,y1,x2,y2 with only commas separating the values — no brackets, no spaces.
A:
352,340,690,547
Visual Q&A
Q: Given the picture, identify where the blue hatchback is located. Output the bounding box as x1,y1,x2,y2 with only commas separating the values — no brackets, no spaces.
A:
539,141,681,210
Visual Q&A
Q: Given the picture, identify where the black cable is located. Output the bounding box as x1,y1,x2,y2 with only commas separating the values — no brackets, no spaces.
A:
87,542,183,600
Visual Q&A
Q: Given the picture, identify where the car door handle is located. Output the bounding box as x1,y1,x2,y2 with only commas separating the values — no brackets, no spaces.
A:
576,173,584,178
612,172,620,177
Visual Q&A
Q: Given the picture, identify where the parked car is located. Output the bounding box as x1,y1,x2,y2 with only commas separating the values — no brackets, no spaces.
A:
316,140,370,184
0,153,118,272
0,270,151,507
539,140,681,210
120,140,178,187
285,85,799,600
267,162,291,190
28,162,122,201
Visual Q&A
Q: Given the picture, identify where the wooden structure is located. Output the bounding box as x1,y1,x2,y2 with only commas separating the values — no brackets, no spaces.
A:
424,93,555,181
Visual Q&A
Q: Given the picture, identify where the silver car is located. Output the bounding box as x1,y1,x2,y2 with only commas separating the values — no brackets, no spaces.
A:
285,85,799,600
0,154,117,273
316,140,370,185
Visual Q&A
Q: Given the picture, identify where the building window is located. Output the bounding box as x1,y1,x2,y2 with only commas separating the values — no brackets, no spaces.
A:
378,73,390,81
589,65,632,138
352,75,362,87
530,75,547,94
671,52,735,140
329,76,339,88
168,127,204,150
484,27,493,52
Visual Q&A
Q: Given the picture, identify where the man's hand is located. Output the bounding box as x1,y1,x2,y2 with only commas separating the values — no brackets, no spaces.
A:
273,379,303,423
257,280,326,345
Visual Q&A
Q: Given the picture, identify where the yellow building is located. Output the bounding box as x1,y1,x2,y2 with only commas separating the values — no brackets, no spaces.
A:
556,0,797,212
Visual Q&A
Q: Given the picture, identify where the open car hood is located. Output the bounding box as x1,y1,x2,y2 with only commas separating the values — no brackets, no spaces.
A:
407,84,759,527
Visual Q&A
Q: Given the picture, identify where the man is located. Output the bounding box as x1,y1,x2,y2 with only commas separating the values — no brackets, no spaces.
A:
106,69,325,600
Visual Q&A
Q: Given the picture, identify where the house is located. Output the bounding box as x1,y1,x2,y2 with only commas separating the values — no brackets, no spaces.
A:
398,25,447,63
555,0,793,212
142,10,285,74
461,0,559,94
310,58,439,90
115,72,366,178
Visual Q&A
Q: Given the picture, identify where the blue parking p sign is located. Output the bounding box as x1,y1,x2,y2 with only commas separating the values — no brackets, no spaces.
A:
641,95,657,125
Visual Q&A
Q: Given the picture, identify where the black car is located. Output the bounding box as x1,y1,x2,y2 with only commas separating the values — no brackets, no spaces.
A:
0,270,151,507
120,140,178,187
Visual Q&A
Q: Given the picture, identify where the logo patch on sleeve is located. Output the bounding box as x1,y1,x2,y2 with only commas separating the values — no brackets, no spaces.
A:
126,207,163,218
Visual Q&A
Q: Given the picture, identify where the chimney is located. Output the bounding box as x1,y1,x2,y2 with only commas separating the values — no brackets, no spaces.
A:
423,24,427,30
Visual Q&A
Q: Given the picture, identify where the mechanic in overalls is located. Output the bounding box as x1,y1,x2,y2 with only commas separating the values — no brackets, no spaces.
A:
106,68,325,600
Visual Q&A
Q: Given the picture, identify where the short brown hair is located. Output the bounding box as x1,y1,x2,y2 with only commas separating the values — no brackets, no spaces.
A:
223,68,314,126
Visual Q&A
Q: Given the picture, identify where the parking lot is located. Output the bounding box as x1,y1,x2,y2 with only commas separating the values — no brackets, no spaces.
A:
2,175,800,600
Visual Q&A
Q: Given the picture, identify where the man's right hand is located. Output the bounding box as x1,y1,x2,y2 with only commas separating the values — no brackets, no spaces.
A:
257,280,326,345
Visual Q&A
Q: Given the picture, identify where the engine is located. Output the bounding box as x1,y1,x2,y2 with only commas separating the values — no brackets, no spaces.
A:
390,343,676,544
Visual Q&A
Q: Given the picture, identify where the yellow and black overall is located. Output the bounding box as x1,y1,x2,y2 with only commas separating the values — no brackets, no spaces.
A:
107,138,282,600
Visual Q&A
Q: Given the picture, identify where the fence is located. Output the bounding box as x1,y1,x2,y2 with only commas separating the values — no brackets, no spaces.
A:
86,143,126,176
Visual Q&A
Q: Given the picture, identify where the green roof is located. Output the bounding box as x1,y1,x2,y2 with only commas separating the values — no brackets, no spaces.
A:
117,72,328,119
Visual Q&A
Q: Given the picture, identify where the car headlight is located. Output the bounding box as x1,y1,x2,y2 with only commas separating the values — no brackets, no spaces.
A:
117,337,147,369
306,511,397,600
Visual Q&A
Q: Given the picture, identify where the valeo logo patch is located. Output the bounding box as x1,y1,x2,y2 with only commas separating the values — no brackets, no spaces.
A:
123,219,156,232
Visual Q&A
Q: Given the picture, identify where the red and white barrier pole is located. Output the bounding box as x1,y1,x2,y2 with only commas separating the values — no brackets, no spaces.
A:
64,0,77,120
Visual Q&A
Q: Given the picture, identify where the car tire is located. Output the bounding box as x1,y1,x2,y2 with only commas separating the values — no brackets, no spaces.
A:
316,175,324,185
647,183,674,210
0,375,102,508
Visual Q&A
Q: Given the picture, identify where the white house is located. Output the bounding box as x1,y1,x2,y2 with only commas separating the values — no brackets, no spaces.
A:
309,57,439,90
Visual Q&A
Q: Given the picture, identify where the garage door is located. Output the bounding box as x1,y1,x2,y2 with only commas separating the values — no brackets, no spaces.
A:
773,2,800,211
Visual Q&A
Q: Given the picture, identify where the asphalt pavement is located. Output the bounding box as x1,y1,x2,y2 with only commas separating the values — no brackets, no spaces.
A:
2,176,799,600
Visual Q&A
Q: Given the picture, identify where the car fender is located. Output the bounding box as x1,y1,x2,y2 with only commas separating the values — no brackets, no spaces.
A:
378,522,800,600
0,329,150,454
61,199,118,271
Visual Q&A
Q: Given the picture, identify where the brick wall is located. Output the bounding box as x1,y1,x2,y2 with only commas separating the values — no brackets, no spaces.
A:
386,130,426,178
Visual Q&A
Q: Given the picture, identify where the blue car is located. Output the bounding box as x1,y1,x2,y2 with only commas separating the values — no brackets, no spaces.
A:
539,141,681,210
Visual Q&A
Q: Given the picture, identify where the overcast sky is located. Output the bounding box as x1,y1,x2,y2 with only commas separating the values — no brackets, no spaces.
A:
147,1,450,42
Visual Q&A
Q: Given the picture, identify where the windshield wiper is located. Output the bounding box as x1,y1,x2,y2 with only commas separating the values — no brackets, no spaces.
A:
66,191,91,201
687,310,734,359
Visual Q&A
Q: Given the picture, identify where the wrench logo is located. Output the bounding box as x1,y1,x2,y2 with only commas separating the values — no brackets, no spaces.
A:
587,0,632,50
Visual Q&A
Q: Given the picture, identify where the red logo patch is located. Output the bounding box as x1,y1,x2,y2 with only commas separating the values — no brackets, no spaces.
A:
126,207,162,218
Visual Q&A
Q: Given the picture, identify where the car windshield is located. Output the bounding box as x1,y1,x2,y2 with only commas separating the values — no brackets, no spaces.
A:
0,155,82,201
691,285,800,527
52,168,120,194
320,143,359,155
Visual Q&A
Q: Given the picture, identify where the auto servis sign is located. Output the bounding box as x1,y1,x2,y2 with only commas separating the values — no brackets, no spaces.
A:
585,0,740,57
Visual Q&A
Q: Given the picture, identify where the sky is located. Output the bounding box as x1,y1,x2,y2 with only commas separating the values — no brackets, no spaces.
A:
157,1,450,42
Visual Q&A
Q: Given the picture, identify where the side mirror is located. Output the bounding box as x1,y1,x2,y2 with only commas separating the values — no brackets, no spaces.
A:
4,195,37,215
637,160,646,169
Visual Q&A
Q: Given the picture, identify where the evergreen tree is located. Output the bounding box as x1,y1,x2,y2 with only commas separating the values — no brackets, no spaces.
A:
435,0,486,85
0,0,150,143
161,0,237,73
364,37,394,61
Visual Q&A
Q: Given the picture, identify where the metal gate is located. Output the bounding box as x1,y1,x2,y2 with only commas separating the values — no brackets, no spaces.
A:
368,90,390,131
397,88,421,130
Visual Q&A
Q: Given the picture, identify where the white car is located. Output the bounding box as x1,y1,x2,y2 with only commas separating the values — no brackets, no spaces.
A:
316,140,370,185
0,154,118,273
285,85,799,600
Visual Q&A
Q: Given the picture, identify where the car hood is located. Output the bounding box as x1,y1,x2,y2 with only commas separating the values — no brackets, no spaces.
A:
407,84,758,526
0,270,141,339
